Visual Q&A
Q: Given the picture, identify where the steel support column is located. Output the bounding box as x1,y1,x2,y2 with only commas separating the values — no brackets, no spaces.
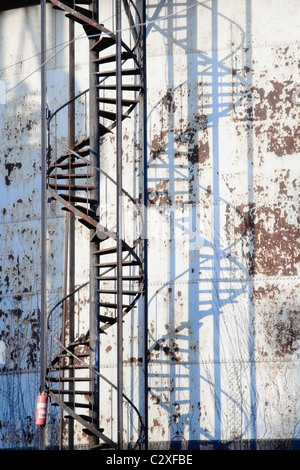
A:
67,13,76,450
116,0,124,451
141,0,148,451
40,0,47,451
89,0,100,447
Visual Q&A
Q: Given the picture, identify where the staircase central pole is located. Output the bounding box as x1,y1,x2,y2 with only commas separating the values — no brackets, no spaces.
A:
67,10,75,451
89,0,100,448
40,0,47,452
116,0,124,451
141,0,148,450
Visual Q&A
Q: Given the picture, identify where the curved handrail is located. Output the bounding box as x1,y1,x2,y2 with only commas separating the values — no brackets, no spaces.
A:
47,0,145,448
50,0,141,67
47,281,144,448
47,131,145,259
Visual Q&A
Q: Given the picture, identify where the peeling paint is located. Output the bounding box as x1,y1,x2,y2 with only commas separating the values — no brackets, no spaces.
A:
0,0,299,450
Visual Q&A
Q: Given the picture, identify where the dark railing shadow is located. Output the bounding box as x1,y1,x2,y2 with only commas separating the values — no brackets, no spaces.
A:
145,0,255,448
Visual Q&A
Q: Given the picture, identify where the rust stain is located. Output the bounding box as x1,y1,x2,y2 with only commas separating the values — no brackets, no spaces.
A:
236,203,299,276
151,338,182,362
4,161,22,185
255,286,300,357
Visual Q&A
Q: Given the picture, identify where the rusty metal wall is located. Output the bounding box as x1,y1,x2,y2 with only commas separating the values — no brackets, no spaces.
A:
0,0,299,450
143,0,300,448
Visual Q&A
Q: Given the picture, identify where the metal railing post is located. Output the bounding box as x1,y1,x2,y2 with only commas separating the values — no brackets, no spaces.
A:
40,0,47,451
116,0,124,451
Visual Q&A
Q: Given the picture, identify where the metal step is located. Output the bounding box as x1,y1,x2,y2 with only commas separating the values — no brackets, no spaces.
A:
99,109,128,121
90,231,109,243
83,24,102,38
93,245,124,255
65,414,102,427
99,314,117,325
96,260,139,268
82,427,104,436
48,183,95,191
51,173,91,179
98,289,141,296
65,13,91,26
78,218,99,230
56,148,90,164
97,84,142,92
73,5,93,18
50,389,92,396
91,36,115,53
93,51,131,65
97,275,142,281
74,136,90,149
60,194,98,205
99,302,136,309
100,123,113,135
98,97,139,106
49,161,88,171
52,401,92,410
50,363,89,371
96,68,140,77
49,376,91,383
74,205,97,217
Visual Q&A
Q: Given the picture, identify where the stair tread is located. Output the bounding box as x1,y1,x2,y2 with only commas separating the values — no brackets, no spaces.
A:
100,123,113,135
48,183,95,190
94,51,131,65
51,173,91,179
73,205,97,217
73,5,93,18
98,97,139,106
83,24,102,38
82,427,104,436
91,36,115,53
51,364,89,370
50,390,92,396
53,401,92,409
93,245,124,255
67,414,102,425
97,275,142,281
98,289,141,295
96,68,140,77
50,161,88,170
74,136,90,149
99,109,128,121
78,218,98,230
49,352,89,367
91,231,109,243
95,260,139,268
97,84,142,91
65,13,92,27
49,377,91,382
60,194,98,205
99,302,136,309
56,148,90,164
99,314,117,324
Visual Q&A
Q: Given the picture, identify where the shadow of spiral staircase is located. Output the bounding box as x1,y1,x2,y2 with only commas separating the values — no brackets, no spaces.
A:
45,0,145,450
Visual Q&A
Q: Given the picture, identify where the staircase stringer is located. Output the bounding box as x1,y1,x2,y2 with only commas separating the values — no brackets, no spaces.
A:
46,0,145,450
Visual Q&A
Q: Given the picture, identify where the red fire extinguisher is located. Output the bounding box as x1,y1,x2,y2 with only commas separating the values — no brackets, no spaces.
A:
35,391,48,426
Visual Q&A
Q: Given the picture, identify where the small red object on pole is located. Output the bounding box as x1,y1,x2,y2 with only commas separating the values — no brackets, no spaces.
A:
35,392,48,426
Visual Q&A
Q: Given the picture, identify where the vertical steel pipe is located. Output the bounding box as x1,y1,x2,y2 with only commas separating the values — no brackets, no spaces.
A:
89,0,100,447
40,0,47,451
68,13,76,451
141,0,148,450
116,0,123,451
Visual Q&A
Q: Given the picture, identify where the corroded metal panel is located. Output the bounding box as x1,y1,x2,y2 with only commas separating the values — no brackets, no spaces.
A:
0,4,67,449
144,0,300,447
0,0,299,450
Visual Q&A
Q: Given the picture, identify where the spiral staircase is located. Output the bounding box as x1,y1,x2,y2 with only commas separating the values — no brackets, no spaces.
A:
45,0,145,450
